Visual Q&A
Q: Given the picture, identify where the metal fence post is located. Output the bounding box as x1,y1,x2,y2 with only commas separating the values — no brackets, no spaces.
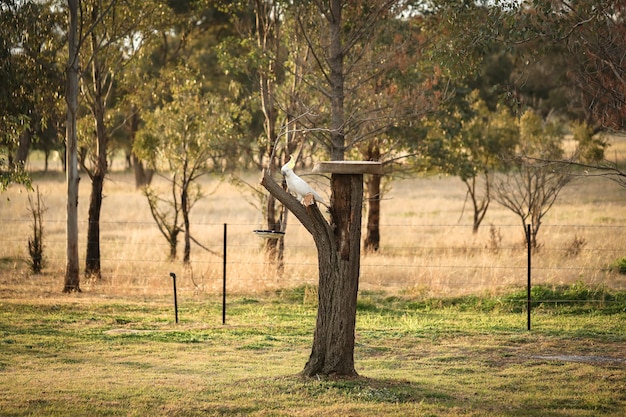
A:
527,224,531,331
223,223,227,325
169,272,178,324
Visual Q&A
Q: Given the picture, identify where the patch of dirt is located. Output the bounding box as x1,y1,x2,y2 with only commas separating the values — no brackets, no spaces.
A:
528,355,626,364
104,329,156,335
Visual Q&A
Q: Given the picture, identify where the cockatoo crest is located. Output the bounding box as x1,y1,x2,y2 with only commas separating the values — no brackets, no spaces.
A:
281,156,325,205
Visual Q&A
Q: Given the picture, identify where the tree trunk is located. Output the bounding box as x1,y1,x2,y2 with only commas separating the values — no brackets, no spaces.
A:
85,173,104,278
130,108,154,188
64,0,80,293
260,169,362,377
44,149,50,172
303,173,362,377
168,233,178,260
182,179,191,263
327,0,345,161
84,41,108,279
263,194,286,277
15,128,32,167
364,173,381,253
464,172,490,234
132,155,154,188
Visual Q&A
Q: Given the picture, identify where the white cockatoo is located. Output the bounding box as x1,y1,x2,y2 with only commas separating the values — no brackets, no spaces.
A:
281,156,325,205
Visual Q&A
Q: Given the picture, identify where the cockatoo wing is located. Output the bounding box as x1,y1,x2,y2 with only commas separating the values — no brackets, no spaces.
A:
285,170,325,204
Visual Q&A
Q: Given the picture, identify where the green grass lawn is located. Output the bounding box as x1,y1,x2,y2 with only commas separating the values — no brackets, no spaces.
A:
1,287,625,416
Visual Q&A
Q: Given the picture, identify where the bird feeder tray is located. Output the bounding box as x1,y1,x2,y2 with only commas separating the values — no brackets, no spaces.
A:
313,161,383,175
253,229,285,239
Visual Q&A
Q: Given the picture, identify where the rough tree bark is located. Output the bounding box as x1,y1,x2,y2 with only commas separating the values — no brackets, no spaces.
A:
261,168,363,377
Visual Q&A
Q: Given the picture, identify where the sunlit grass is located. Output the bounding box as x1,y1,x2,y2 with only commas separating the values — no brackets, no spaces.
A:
0,289,624,416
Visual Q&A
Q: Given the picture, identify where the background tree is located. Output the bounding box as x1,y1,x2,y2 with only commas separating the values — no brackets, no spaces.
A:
492,110,572,249
236,0,293,274
135,68,235,263
77,0,164,279
0,0,64,165
121,0,243,188
515,0,625,130
422,91,519,233
0,0,63,189
352,11,440,252
221,0,325,275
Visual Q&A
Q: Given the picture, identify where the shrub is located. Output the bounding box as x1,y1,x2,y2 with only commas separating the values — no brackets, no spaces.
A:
27,187,46,274
609,257,626,275
502,281,626,313
565,234,587,257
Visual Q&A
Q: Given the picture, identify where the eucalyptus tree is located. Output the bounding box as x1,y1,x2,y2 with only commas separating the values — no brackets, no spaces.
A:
421,91,519,233
0,0,63,189
349,11,440,252
219,0,317,275
76,0,167,279
514,0,625,131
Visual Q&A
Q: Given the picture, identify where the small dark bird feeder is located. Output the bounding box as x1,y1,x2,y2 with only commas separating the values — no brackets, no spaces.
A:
253,229,286,239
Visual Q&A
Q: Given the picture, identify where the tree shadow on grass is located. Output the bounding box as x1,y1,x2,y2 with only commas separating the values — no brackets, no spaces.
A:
282,374,452,405
304,377,453,404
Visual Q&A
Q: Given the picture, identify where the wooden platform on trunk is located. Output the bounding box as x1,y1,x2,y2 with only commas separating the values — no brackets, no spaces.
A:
313,161,383,175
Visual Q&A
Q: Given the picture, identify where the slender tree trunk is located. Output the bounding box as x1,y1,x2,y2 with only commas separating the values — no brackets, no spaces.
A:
364,173,381,253
182,180,191,263
44,149,50,172
85,173,104,277
64,0,80,293
464,172,490,234
130,107,154,188
363,142,382,253
328,0,345,161
84,47,108,279
168,233,178,260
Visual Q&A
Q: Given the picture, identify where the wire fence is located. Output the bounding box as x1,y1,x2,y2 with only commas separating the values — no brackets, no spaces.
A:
1,217,625,305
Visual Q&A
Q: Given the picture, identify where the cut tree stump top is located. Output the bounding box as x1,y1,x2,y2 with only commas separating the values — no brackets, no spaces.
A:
313,161,383,175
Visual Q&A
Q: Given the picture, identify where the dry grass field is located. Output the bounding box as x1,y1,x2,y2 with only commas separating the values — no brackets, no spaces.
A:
1,135,625,300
